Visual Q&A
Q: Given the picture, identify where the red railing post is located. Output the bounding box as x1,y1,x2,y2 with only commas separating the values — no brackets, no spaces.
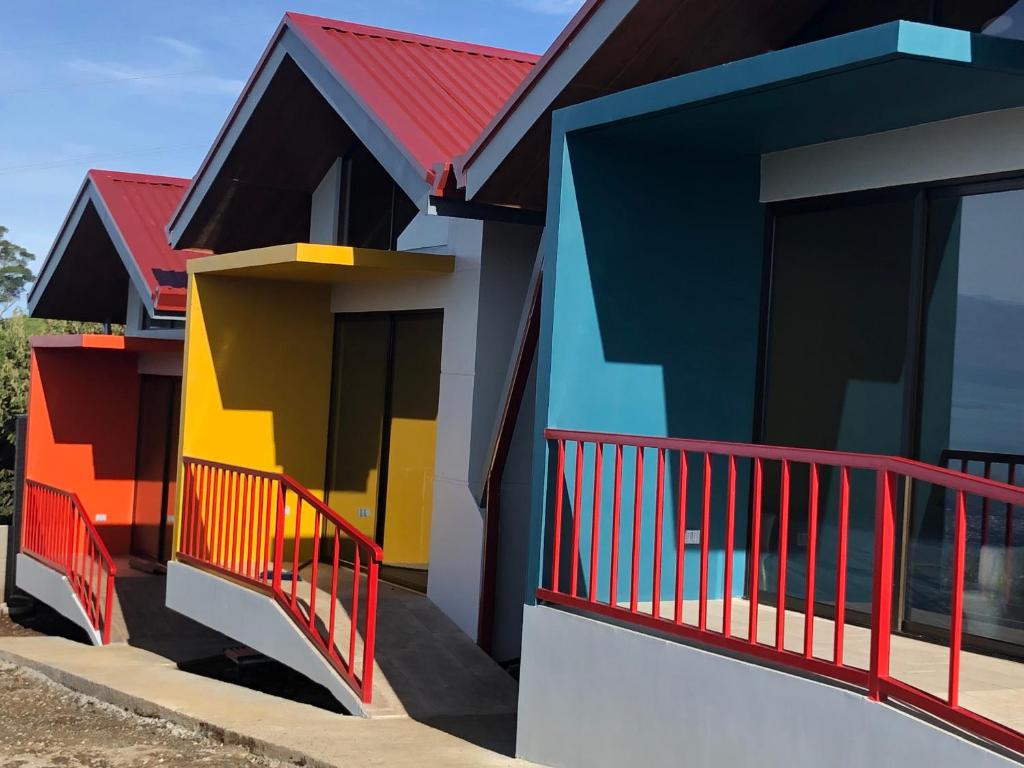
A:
869,469,896,701
362,556,380,704
273,480,286,596
949,489,967,708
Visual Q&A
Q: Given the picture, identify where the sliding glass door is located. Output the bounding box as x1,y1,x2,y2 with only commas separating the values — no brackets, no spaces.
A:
762,179,1024,652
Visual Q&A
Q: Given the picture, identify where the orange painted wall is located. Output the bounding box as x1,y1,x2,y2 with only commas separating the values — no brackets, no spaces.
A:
25,348,143,555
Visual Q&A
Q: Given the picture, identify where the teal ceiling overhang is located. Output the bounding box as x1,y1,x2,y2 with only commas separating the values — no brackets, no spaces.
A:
551,21,1024,158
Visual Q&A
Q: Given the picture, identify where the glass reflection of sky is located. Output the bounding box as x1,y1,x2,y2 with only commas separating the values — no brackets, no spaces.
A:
949,190,1024,454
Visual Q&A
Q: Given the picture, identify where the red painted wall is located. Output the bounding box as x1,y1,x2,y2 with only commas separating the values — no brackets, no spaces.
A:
25,348,142,555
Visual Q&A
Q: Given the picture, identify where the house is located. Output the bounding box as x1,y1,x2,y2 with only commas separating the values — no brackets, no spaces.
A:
161,13,543,717
516,16,1024,768
17,170,200,644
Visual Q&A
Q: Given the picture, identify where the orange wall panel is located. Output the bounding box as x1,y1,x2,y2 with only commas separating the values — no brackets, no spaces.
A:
25,348,143,555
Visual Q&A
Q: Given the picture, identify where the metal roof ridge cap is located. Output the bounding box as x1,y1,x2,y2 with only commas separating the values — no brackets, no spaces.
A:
283,11,540,62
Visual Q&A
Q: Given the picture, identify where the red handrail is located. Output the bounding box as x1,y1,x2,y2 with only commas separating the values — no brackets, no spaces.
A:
21,479,117,644
540,428,1024,755
178,457,381,704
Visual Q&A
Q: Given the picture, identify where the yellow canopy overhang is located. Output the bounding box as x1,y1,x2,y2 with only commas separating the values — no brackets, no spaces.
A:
187,243,455,282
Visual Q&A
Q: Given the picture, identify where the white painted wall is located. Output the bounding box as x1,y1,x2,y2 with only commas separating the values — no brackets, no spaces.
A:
761,106,1024,202
517,605,1017,768
333,216,486,639
331,216,540,644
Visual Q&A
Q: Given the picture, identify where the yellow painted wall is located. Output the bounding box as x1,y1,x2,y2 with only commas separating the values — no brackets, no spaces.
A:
173,274,333,558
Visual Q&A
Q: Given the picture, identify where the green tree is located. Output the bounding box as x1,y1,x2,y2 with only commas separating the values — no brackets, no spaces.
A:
0,226,35,318
0,313,115,520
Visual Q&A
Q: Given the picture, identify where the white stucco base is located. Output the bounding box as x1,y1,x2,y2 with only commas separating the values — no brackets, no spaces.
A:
15,553,102,645
165,561,366,717
516,604,1017,768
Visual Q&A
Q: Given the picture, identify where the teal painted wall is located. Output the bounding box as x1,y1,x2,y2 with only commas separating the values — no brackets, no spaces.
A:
530,128,766,604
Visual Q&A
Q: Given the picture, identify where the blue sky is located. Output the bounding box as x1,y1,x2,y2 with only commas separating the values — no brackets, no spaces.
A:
0,0,582,265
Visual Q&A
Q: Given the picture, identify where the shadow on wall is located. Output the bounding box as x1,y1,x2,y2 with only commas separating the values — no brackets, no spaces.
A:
35,349,141,482
543,135,767,604
195,275,333,494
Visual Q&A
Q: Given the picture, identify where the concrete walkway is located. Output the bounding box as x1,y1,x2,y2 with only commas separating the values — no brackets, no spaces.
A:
0,636,538,768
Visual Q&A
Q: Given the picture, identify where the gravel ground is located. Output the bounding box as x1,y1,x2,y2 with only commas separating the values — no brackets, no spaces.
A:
0,662,284,768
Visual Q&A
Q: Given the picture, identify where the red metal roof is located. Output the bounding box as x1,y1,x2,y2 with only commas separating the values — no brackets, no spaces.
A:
285,13,539,191
88,170,204,313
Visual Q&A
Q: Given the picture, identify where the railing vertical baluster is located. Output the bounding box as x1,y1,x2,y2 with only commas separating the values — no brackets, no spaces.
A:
610,444,622,607
231,470,243,572
551,440,566,593
273,480,285,595
570,441,584,598
245,472,257,578
181,462,193,557
630,446,644,614
309,510,321,630
350,545,361,672
1007,463,1016,548
213,468,225,567
590,443,603,603
328,528,340,656
653,448,665,618
835,466,850,666
949,489,967,708
675,451,688,625
724,455,736,638
749,458,762,644
698,453,711,632
869,470,896,702
981,462,991,547
805,462,819,659
291,494,302,610
776,459,790,652
362,556,379,704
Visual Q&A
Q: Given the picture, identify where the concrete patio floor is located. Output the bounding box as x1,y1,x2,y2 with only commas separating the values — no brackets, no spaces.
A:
0,636,538,768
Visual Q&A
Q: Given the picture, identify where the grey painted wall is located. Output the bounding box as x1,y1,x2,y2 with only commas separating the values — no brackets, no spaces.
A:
516,605,1017,768
15,553,101,645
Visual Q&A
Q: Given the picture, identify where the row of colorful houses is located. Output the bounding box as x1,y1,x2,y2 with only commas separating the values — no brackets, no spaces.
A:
15,2,1024,766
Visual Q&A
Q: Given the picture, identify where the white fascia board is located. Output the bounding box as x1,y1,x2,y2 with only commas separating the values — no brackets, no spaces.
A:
26,177,92,315
461,0,637,201
166,42,290,249
280,28,432,210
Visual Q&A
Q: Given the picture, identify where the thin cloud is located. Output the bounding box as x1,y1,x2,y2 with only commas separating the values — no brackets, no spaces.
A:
67,36,243,96
510,0,584,15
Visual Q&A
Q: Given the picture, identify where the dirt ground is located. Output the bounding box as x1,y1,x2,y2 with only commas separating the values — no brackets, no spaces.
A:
0,661,283,768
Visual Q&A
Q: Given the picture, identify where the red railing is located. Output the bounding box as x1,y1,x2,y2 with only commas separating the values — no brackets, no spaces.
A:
21,480,117,644
178,457,382,704
540,428,1024,755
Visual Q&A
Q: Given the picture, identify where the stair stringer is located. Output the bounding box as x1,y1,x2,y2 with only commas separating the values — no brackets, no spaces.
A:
165,560,368,717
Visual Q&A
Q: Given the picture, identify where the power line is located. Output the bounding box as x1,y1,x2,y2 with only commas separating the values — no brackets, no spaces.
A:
0,70,209,96
0,144,205,176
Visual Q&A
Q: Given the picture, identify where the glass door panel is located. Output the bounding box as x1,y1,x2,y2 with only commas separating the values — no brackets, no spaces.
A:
763,196,916,611
325,317,390,542
908,187,1024,647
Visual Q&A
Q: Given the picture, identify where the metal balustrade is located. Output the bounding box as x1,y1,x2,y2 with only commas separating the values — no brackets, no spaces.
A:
179,457,382,704
540,429,1024,754
21,480,117,644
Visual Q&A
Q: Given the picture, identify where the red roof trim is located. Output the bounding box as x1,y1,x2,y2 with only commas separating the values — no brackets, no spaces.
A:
29,334,182,353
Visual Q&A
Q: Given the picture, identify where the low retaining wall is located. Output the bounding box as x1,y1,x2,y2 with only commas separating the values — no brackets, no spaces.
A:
516,604,1016,768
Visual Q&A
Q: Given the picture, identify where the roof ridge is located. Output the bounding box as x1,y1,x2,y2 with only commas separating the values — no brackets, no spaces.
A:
89,168,191,187
284,12,540,64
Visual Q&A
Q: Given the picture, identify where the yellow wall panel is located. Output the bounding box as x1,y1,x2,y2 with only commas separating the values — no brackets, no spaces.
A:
174,274,333,558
